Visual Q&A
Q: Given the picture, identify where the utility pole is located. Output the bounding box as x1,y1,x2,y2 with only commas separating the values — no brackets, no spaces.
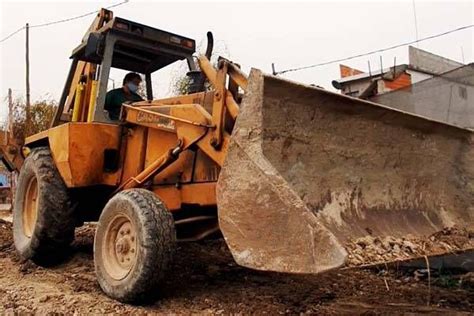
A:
25,23,31,136
7,88,12,133
379,56,383,76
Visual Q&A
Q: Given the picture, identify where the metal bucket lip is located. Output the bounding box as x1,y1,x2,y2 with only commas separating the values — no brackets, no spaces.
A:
253,68,473,134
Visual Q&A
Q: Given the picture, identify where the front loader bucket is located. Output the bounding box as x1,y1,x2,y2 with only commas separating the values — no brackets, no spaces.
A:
217,69,474,274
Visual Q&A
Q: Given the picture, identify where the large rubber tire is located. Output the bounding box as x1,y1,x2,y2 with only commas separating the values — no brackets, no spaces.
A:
94,189,176,303
13,147,75,265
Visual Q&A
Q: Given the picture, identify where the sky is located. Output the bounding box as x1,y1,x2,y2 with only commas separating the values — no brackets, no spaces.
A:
0,0,472,120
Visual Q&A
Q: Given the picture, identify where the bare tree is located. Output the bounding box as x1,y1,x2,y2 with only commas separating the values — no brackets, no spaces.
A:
7,95,57,141
169,39,230,96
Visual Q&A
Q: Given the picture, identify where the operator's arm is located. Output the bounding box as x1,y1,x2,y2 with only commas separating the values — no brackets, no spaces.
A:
131,93,144,102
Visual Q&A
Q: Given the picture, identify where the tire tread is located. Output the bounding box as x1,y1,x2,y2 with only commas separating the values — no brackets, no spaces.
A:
13,147,75,264
95,188,176,303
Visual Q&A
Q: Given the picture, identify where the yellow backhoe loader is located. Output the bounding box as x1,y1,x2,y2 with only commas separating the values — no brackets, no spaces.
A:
11,9,473,303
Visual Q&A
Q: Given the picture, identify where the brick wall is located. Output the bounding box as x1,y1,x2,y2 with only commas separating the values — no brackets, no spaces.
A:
384,73,412,90
340,64,364,78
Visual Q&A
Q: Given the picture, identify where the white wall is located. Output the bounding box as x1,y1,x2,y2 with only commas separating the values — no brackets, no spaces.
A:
406,69,433,84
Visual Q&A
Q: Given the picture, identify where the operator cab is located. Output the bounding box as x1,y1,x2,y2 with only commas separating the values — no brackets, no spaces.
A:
56,13,199,124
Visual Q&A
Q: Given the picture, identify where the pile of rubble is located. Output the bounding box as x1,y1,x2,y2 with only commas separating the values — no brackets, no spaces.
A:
346,227,474,266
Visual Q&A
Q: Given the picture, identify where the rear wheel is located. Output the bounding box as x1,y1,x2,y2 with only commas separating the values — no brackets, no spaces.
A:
94,189,176,303
13,147,75,265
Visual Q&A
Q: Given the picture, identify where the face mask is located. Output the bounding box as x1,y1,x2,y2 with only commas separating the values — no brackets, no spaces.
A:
126,82,138,93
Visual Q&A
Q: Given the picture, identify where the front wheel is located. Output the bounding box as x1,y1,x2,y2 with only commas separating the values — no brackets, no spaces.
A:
94,189,176,303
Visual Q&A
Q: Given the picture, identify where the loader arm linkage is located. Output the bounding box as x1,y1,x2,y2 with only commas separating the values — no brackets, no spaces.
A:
120,56,247,191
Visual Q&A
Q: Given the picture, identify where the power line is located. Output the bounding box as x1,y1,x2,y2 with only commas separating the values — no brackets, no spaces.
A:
274,23,474,75
0,26,26,44
0,0,128,43
30,0,128,29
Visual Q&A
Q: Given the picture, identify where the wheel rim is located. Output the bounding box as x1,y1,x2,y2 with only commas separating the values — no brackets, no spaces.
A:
23,176,38,238
103,214,138,280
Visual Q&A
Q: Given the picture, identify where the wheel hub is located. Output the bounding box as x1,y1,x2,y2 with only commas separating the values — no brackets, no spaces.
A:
103,215,138,280
115,238,130,255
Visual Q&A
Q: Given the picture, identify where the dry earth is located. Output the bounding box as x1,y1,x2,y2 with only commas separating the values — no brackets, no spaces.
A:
0,219,473,315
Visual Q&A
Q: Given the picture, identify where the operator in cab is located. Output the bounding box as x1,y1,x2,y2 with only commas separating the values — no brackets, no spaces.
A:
105,72,144,120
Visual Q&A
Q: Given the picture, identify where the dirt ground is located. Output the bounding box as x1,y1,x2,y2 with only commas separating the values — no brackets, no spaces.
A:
0,219,473,315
